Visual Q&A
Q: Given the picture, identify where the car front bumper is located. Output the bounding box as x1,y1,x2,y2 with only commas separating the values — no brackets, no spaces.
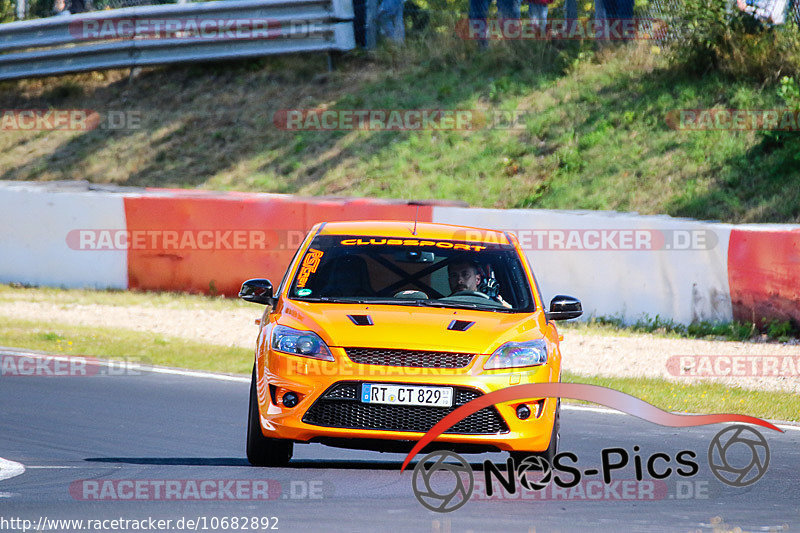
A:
255,347,560,453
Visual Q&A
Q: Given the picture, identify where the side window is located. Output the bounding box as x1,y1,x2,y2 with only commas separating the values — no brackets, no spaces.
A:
277,244,304,297
523,255,542,311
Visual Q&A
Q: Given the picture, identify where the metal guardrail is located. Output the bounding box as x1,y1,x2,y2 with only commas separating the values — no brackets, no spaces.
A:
0,0,355,80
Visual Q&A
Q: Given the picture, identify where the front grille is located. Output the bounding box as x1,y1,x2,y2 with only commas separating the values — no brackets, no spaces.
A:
302,382,509,435
344,347,474,369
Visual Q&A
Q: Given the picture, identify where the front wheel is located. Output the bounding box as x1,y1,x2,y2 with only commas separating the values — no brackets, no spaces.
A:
247,365,293,466
510,399,560,467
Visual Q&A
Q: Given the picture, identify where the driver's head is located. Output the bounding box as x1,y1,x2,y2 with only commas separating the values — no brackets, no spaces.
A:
448,259,482,293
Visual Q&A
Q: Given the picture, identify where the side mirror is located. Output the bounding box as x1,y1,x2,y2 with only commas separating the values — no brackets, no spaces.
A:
239,279,274,305
546,295,582,321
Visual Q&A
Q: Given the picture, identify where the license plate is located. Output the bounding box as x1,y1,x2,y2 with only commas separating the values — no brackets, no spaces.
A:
361,383,453,407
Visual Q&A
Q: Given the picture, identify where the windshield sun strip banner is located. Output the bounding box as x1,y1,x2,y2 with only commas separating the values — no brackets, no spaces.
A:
337,236,511,251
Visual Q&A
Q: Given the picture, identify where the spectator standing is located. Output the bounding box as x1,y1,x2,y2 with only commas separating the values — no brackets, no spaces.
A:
469,0,522,45
595,0,634,39
377,0,406,43
528,0,551,30
71,0,94,14
53,0,70,15
564,0,576,20
736,0,790,25
595,0,634,21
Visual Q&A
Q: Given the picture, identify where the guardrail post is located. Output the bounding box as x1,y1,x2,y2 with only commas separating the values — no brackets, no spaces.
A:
15,0,26,20
365,0,377,48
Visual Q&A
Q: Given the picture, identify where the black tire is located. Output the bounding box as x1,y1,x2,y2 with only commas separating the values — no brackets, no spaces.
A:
247,365,293,467
510,399,560,468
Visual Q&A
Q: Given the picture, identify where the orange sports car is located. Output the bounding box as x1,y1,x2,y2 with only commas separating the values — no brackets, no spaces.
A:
240,221,581,466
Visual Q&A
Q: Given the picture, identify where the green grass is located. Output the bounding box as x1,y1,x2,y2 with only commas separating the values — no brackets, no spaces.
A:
563,371,800,422
0,316,253,374
1,33,798,222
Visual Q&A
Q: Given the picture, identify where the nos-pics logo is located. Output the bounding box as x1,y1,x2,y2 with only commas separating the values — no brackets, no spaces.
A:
411,450,474,512
411,425,770,513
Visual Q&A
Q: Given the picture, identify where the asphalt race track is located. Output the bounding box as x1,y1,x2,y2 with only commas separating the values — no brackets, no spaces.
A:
1,349,798,533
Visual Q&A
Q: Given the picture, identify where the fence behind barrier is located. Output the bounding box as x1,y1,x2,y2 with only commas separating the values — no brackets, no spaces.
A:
0,0,355,80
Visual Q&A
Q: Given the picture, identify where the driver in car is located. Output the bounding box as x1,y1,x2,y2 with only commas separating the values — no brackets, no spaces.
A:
447,259,511,308
447,259,482,294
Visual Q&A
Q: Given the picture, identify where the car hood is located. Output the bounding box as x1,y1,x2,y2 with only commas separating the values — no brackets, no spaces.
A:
275,301,545,355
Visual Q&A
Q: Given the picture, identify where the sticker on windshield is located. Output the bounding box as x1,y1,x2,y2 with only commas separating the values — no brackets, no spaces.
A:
340,238,486,252
296,248,324,288
296,288,313,297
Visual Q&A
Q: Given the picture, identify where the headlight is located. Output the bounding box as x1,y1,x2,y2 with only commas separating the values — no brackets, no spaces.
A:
484,339,548,370
271,325,334,361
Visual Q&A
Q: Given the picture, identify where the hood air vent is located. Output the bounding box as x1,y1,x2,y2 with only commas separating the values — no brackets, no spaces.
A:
447,320,475,331
347,314,374,326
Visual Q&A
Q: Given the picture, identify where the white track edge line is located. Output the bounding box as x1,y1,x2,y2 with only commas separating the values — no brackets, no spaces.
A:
0,348,249,383
0,457,25,482
562,403,800,431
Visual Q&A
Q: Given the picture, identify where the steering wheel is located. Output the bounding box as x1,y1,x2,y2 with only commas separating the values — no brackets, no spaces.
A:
394,290,428,299
450,290,492,300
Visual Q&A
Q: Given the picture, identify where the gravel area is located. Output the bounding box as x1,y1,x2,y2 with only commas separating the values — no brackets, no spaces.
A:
2,300,799,393
561,332,800,394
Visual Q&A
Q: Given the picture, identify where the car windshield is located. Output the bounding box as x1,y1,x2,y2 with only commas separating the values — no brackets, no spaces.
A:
288,234,535,312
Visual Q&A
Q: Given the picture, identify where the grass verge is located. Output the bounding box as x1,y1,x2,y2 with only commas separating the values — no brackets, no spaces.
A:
1,33,798,222
563,371,800,423
0,316,253,374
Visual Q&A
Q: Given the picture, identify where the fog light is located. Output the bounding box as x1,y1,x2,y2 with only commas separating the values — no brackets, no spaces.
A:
516,404,531,420
282,392,299,408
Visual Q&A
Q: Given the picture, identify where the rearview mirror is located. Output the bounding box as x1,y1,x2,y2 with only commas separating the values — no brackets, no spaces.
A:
239,279,274,305
546,295,582,321
394,250,435,263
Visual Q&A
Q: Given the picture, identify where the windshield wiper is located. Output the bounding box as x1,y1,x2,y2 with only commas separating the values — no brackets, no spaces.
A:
419,299,520,313
418,300,502,311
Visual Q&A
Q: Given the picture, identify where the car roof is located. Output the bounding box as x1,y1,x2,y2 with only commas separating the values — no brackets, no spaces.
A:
316,220,512,245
